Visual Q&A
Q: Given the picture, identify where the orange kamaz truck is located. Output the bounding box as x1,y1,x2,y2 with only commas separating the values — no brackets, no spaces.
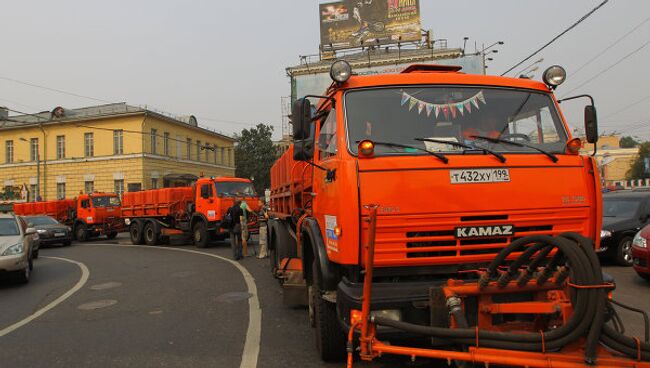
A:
121,176,260,247
268,61,650,367
13,192,123,241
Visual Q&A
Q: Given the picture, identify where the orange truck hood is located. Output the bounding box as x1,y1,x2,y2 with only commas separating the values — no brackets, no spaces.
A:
356,154,600,268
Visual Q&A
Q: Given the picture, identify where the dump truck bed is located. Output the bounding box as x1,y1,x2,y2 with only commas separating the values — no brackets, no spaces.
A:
121,187,194,218
13,200,76,222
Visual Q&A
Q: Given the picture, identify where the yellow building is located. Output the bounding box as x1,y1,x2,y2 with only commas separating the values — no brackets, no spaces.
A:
1,103,235,201
580,134,640,187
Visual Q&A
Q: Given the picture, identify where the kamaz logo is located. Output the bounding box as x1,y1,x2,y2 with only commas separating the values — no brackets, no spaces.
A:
455,225,514,238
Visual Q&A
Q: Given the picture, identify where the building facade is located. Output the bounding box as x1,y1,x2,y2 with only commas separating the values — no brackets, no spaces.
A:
1,103,235,201
581,135,641,188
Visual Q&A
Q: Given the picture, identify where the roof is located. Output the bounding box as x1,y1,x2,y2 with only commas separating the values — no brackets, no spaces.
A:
0,102,234,141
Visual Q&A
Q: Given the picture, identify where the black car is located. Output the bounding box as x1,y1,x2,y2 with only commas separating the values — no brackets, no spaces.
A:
24,215,72,247
600,190,650,266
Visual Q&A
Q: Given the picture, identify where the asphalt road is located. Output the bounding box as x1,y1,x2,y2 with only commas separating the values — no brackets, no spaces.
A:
1,235,649,368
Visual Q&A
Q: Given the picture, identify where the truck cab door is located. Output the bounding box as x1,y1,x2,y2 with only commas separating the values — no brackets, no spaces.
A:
78,198,92,223
196,182,218,222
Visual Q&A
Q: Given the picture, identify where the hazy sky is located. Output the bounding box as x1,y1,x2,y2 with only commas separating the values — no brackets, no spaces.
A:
1,1,649,140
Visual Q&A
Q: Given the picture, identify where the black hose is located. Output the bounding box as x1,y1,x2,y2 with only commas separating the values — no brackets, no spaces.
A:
610,298,650,342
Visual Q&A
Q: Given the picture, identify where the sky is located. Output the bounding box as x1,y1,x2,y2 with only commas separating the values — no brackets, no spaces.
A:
1,0,649,140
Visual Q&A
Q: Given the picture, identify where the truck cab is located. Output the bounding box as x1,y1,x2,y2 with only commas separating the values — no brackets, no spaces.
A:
74,192,123,241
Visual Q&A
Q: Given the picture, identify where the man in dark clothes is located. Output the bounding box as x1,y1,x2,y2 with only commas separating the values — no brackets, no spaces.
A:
228,200,244,260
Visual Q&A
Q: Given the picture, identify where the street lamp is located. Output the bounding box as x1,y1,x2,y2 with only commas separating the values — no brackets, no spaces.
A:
478,41,504,74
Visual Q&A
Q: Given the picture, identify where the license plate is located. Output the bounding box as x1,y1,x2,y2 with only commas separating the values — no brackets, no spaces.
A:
54,232,65,237
450,169,510,184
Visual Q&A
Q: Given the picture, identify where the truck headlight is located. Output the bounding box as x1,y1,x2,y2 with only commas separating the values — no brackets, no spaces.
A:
37,229,48,234
600,230,612,239
2,242,24,256
633,232,647,249
370,309,402,322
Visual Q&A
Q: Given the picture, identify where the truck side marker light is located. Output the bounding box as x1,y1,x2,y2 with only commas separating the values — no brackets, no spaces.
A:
566,138,582,154
359,140,375,158
334,226,342,237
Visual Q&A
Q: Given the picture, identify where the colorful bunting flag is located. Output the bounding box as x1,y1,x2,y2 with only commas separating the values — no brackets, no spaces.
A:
418,101,425,114
464,101,472,113
401,92,409,106
399,91,487,120
425,104,433,117
456,103,464,116
477,91,486,104
408,98,417,111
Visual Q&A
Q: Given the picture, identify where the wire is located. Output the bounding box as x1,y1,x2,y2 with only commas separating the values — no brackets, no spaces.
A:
501,0,609,76
561,40,650,96
570,17,650,77
0,75,113,103
604,95,650,119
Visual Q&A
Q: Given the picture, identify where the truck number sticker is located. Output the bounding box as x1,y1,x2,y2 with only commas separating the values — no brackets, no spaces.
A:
450,169,510,184
325,215,339,252
207,210,216,219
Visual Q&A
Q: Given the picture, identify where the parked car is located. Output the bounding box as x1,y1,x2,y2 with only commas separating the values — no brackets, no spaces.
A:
0,213,37,283
600,190,650,266
632,225,650,281
24,215,72,247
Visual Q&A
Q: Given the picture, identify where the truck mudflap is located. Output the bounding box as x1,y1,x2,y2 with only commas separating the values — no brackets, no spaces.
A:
346,205,650,368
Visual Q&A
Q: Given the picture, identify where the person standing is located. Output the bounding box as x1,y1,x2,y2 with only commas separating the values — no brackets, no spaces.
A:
240,200,254,256
228,200,244,260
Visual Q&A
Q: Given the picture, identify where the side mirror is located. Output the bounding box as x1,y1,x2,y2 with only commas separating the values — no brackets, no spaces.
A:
293,138,315,161
584,105,598,144
292,98,312,140
25,227,36,235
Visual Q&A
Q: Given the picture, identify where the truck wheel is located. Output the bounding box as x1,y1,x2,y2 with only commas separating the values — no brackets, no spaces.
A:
144,221,160,246
270,221,296,271
107,231,118,240
615,236,634,266
75,224,88,242
193,221,209,248
312,260,345,361
130,221,144,245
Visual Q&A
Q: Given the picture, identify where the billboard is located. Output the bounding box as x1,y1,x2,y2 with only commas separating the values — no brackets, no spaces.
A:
291,55,485,102
319,0,421,50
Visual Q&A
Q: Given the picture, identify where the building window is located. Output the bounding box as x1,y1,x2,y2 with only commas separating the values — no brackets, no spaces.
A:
186,138,192,160
30,138,39,162
56,135,65,159
164,132,170,156
127,183,142,192
204,143,210,161
221,147,225,164
151,178,158,189
196,140,201,161
114,179,124,197
113,130,123,155
228,148,232,166
5,140,13,163
84,181,94,194
56,183,66,200
214,144,218,164
29,184,39,202
84,132,94,157
176,135,182,159
151,129,157,154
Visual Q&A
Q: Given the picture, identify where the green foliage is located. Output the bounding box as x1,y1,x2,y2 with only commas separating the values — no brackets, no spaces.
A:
627,142,650,180
234,124,277,194
619,136,639,148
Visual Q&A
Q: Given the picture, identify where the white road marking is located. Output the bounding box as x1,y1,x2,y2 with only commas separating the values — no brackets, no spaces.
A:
105,244,261,368
0,256,90,338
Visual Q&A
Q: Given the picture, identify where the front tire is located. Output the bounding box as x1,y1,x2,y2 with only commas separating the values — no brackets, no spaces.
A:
615,236,633,266
144,221,160,246
75,224,88,242
15,256,32,284
193,221,209,248
312,260,346,361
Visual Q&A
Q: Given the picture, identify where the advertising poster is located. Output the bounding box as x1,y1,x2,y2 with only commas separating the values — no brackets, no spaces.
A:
320,0,421,50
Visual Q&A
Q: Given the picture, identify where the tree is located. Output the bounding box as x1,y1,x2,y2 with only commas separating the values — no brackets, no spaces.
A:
234,124,277,194
620,136,639,148
626,142,650,180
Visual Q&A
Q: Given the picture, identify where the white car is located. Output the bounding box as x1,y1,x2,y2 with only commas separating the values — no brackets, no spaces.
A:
0,213,37,284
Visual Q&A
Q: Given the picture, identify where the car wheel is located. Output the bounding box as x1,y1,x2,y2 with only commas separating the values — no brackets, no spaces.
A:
638,272,650,282
16,257,32,284
130,221,144,245
312,259,346,361
144,221,160,246
615,236,634,266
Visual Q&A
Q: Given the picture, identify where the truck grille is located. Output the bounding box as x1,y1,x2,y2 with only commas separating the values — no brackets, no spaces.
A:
363,208,588,267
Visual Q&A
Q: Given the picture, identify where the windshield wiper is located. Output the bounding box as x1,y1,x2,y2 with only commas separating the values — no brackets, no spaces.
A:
470,135,558,163
357,140,448,164
414,138,506,163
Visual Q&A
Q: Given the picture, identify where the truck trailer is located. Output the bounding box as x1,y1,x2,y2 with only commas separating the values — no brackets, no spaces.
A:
121,176,260,247
13,192,123,241
268,61,650,367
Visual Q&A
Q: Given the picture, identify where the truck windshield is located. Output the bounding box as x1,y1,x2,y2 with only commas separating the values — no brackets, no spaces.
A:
345,87,568,156
216,182,256,197
0,218,20,236
91,196,121,207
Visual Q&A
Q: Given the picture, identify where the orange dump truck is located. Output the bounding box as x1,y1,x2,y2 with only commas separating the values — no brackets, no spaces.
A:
13,192,123,241
268,61,650,367
121,176,260,247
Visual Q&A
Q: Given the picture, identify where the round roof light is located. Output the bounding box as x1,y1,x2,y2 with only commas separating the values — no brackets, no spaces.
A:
330,60,352,84
542,65,567,88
